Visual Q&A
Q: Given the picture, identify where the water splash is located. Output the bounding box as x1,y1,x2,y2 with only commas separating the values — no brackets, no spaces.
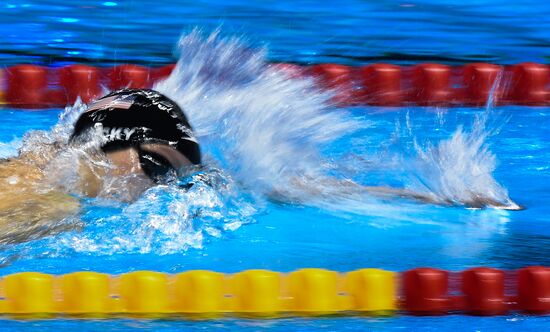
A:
0,30,517,260
402,72,518,210
155,29,516,211
46,167,258,255
155,29,361,197
407,118,514,208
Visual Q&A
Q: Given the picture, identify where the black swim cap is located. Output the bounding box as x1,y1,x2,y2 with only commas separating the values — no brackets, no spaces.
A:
71,88,201,181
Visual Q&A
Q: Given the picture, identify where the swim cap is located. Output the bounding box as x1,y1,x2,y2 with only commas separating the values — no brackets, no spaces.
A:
71,88,201,181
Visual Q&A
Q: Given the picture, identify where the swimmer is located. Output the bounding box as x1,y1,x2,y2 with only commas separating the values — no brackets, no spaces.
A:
0,88,521,244
0,88,201,244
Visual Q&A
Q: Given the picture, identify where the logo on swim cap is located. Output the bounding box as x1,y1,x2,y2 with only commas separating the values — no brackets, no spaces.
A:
102,127,138,142
86,94,136,113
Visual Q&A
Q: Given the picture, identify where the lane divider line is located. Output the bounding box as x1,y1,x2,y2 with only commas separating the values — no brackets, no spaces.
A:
0,266,548,318
1,62,549,109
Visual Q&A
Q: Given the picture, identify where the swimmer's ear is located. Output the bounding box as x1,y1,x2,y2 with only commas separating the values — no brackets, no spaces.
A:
139,143,192,171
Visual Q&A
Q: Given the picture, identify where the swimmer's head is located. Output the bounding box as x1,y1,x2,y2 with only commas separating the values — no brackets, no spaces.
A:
70,89,201,182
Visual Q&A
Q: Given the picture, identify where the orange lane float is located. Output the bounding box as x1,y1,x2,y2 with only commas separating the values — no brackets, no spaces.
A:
1,62,549,108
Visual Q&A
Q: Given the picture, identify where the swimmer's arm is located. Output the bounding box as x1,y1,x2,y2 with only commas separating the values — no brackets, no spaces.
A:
0,159,81,244
319,178,448,205
0,190,80,244
360,185,444,204
268,177,441,205
280,177,522,210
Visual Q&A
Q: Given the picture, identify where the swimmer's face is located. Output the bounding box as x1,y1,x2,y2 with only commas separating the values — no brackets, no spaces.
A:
104,148,144,177
105,144,193,178
77,144,193,201
77,147,153,201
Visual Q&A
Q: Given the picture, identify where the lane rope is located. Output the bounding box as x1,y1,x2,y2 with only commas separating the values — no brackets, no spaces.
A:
0,266,548,318
0,62,548,109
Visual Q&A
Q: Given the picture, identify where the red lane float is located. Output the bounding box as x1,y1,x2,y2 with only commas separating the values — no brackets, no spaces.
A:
308,64,354,104
6,65,49,108
0,69,3,105
508,63,549,105
402,268,450,315
461,267,507,316
1,63,549,108
517,266,550,314
400,266,550,316
462,63,503,105
360,64,402,106
109,64,150,90
59,65,102,104
411,63,453,106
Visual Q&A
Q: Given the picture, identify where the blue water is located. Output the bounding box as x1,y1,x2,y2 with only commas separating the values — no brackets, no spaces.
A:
0,105,549,330
0,0,549,66
0,1,550,331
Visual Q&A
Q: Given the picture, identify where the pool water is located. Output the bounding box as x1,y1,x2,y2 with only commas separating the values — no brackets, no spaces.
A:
1,104,550,270
1,0,550,331
0,0,549,66
0,103,549,330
